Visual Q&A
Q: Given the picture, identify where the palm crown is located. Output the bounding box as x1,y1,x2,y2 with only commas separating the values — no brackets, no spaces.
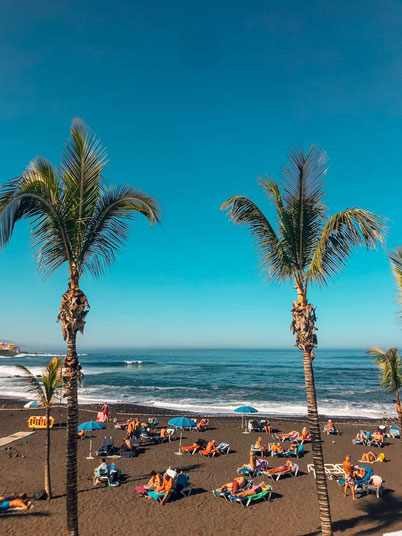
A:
368,347,402,393
15,357,63,407
0,119,160,279
221,146,386,292
389,247,402,313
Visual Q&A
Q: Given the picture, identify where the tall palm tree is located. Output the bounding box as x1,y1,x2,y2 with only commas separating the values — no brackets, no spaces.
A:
0,120,160,536
221,146,386,536
368,348,402,446
389,247,402,317
16,357,63,499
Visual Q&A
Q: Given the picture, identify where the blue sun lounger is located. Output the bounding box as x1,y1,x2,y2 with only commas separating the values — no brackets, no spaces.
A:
389,426,400,439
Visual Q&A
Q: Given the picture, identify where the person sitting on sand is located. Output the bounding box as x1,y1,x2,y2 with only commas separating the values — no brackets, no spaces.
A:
155,473,175,506
94,458,109,485
266,460,293,474
238,452,257,472
215,476,246,494
342,455,356,500
360,452,377,463
234,481,271,498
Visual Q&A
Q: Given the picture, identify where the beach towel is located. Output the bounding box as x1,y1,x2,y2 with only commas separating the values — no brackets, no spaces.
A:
0,431,35,447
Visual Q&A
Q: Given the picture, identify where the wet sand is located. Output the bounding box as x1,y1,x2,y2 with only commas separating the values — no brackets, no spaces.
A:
0,402,401,536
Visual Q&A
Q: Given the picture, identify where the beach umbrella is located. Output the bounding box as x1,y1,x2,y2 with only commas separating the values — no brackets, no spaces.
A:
234,406,258,431
24,401,40,409
78,421,106,431
168,417,196,429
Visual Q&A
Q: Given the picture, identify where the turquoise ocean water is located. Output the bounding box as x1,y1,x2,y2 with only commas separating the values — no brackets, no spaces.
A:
0,349,396,418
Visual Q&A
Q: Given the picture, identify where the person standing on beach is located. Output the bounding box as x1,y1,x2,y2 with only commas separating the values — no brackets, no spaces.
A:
343,455,357,500
102,402,109,422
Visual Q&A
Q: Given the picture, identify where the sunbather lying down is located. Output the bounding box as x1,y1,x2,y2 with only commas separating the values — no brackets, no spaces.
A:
215,477,247,493
180,438,204,452
0,494,32,511
267,460,293,474
359,452,377,463
234,482,271,497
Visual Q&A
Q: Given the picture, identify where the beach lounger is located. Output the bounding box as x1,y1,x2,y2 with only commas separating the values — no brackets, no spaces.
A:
352,430,370,445
337,465,374,495
96,437,115,456
271,433,284,442
175,473,193,496
307,463,344,480
237,459,269,477
228,486,273,507
278,432,299,442
93,467,109,486
265,463,298,481
287,443,304,458
389,426,400,438
216,442,230,455
323,424,338,435
248,419,261,432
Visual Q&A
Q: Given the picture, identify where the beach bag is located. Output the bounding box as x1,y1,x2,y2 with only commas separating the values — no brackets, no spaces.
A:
32,490,47,500
378,452,385,462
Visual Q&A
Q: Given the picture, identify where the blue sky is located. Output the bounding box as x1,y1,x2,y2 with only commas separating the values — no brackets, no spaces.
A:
0,0,401,351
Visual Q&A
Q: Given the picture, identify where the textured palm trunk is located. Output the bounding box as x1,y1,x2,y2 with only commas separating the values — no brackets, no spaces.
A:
58,268,89,536
395,392,402,449
291,288,332,536
45,406,52,499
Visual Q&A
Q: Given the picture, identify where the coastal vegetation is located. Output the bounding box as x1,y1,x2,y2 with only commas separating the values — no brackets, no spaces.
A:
0,120,160,536
221,145,386,536
15,357,63,499
368,348,402,449
389,247,402,317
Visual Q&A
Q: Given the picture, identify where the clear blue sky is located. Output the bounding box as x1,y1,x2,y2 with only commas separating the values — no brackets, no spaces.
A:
0,0,401,351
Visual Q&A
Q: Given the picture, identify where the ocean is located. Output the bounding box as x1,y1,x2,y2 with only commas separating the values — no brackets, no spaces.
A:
0,348,394,419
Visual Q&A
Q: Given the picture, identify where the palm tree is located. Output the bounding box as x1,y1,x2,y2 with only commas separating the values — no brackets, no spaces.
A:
0,120,160,536
368,348,402,446
221,146,386,536
389,247,402,317
16,357,63,499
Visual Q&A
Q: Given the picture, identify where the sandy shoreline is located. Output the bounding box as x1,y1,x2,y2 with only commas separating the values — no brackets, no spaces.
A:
0,402,401,536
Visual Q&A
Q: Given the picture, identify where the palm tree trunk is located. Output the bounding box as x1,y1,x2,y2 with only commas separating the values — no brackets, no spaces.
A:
58,269,90,536
65,334,79,536
395,391,402,449
303,350,332,535
291,290,332,536
45,407,52,499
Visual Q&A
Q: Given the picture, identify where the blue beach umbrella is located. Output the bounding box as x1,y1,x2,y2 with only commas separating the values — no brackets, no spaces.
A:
168,417,196,429
234,406,258,414
234,406,258,431
78,421,106,431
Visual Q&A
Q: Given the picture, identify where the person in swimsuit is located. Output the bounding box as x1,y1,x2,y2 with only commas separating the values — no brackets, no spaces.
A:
235,482,271,497
237,452,256,472
343,455,357,500
267,460,293,474
215,476,246,493
360,452,376,463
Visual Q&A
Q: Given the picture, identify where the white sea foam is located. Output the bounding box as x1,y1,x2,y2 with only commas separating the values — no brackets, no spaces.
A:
125,360,144,365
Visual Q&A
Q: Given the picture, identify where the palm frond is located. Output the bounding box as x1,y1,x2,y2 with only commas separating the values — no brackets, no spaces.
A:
307,208,387,285
280,145,328,272
221,195,293,281
61,120,107,253
42,357,63,403
389,247,402,313
368,347,402,393
80,185,160,277
0,159,74,276
15,365,47,406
